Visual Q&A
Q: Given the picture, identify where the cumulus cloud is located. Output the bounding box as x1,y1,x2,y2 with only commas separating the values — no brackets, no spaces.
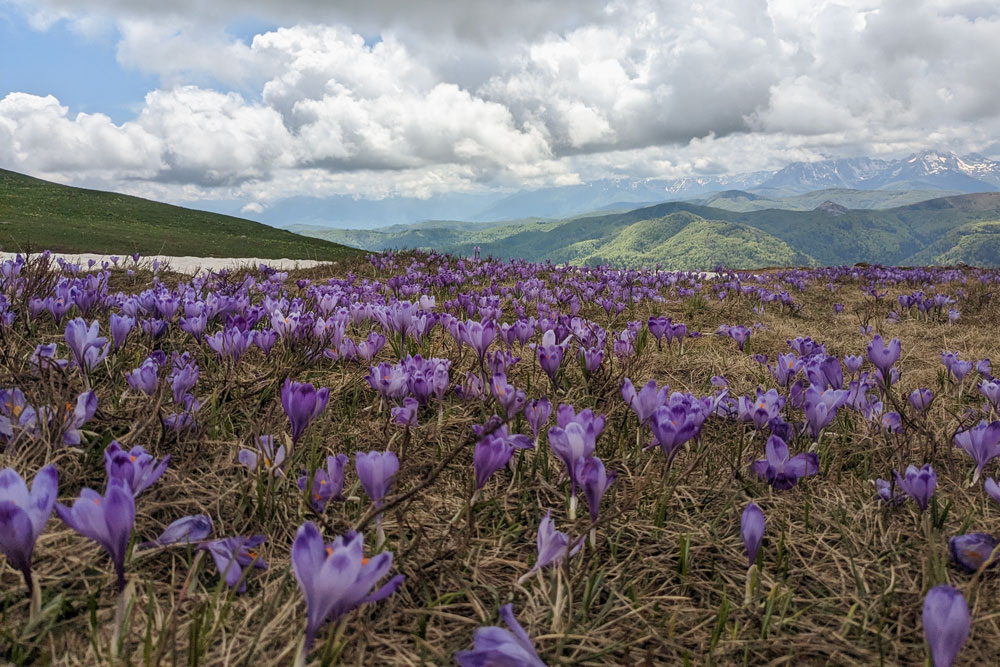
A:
2,0,1000,205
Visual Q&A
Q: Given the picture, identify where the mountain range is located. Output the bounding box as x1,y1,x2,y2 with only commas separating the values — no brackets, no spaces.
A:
241,150,1000,228
293,191,1000,269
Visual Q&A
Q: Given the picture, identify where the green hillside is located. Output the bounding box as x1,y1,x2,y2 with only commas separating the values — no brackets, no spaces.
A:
0,168,361,260
586,215,814,269
905,219,1000,266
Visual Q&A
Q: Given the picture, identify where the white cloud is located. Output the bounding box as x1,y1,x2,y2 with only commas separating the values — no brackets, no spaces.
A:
2,0,1000,206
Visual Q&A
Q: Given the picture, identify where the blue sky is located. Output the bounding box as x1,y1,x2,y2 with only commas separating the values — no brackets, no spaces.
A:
0,0,998,217
0,10,155,123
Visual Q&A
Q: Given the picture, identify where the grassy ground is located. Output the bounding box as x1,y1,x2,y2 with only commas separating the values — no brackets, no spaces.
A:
0,168,361,261
2,252,1000,665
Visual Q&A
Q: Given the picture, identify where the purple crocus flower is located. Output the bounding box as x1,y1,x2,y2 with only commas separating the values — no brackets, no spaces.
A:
104,441,170,496
866,335,900,379
894,464,936,512
648,315,669,345
577,456,615,523
751,435,819,491
922,585,969,667
986,477,1000,504
843,354,863,375
0,464,58,591
297,454,348,513
769,353,803,387
238,435,286,476
169,362,199,406
64,317,110,372
291,522,404,651
875,478,905,505
391,397,419,427
125,358,160,396
460,319,497,364
579,346,604,374
138,515,213,550
355,450,399,514
536,330,568,385
954,420,1000,482
60,390,97,446
525,398,552,443
741,503,765,568
648,404,696,464
281,379,330,444
948,532,998,572
490,372,526,421
803,386,849,441
56,478,135,591
197,535,267,593
518,510,582,584
728,325,750,351
454,604,546,667
474,432,515,491
108,313,135,351
547,416,599,497
621,378,669,425
910,388,934,413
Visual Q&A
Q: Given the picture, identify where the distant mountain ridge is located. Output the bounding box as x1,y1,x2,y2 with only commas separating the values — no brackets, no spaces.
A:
251,150,1000,229
295,191,1000,269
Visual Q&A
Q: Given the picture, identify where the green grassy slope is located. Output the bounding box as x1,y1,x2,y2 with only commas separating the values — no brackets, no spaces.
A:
0,168,361,260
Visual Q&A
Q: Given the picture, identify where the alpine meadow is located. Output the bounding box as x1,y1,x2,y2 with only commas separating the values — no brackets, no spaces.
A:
3,1,1000,666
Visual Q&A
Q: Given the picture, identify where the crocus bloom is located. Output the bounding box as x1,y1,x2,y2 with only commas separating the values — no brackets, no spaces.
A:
876,478,905,505
578,456,615,523
125,359,160,395
751,435,819,491
197,535,267,593
910,388,934,412
922,585,969,667
948,532,998,572
986,477,1000,504
741,503,765,568
104,441,170,496
355,450,399,513
728,325,750,351
866,335,901,379
109,313,135,351
281,379,330,444
547,418,598,495
490,372,526,420
621,378,670,425
138,515,213,550
291,522,405,650
56,478,135,591
454,603,546,667
61,390,97,446
894,464,936,512
536,330,567,384
297,454,348,513
954,420,1000,482
474,433,515,490
0,464,58,591
391,397,419,427
648,405,697,463
64,318,110,372
520,510,581,583
238,435,286,476
524,398,552,442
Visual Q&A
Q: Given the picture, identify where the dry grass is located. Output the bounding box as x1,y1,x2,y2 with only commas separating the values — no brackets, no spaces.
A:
2,253,1000,666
